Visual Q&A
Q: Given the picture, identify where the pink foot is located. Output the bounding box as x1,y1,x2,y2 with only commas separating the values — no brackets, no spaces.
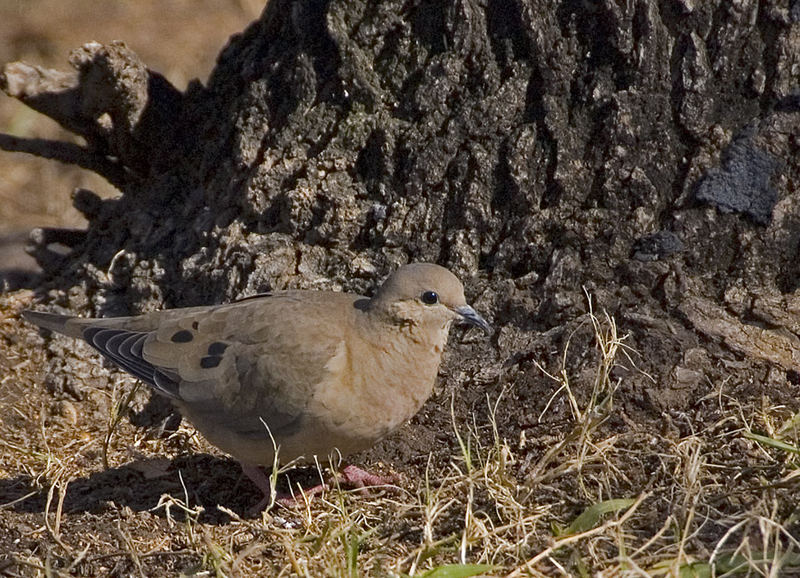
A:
240,463,401,511
275,482,326,507
240,463,327,510
339,464,400,489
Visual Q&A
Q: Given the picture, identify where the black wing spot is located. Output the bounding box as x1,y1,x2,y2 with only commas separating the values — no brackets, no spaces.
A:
192,321,199,329
171,330,193,343
200,356,222,369
207,341,229,356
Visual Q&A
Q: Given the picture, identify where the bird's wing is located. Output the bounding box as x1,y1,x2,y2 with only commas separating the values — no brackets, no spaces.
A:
57,294,357,438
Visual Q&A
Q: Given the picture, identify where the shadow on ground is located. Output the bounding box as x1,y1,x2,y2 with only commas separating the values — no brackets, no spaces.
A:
0,455,343,524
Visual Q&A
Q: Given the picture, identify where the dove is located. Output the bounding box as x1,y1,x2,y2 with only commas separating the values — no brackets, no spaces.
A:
23,262,490,508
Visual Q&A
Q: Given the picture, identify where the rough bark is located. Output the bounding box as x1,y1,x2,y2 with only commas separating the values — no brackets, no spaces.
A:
2,0,799,459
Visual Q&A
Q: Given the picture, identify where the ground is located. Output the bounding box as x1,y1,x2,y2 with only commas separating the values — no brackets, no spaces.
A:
2,2,800,577
3,286,800,576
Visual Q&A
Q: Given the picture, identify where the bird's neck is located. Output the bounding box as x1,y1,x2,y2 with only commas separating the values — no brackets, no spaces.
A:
364,305,450,351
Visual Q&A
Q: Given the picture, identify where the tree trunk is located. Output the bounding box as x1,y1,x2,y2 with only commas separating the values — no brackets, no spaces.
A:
2,0,800,511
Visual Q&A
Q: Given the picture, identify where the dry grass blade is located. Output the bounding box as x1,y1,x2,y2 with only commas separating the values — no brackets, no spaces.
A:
102,380,141,470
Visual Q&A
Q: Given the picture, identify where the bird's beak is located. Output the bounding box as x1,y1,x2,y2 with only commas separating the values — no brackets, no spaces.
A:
454,305,492,334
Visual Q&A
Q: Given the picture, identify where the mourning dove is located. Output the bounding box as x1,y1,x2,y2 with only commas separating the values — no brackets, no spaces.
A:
23,263,490,507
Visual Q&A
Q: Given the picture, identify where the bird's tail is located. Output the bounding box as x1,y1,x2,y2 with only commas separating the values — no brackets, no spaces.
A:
22,310,85,339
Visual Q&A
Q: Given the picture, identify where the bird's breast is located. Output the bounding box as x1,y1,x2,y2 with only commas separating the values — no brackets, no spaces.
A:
310,332,444,444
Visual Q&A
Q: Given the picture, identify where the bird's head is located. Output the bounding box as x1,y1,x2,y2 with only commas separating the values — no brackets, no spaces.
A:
369,263,491,339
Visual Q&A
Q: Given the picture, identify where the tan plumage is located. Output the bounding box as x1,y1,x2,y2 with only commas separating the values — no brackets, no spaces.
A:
23,263,490,505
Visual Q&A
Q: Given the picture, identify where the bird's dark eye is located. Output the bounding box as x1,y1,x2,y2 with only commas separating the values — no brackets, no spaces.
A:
421,291,439,305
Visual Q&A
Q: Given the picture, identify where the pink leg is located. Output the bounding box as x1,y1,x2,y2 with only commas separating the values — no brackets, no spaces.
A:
275,482,327,507
278,466,399,504
241,463,327,510
240,463,273,512
339,464,400,488
240,463,401,511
